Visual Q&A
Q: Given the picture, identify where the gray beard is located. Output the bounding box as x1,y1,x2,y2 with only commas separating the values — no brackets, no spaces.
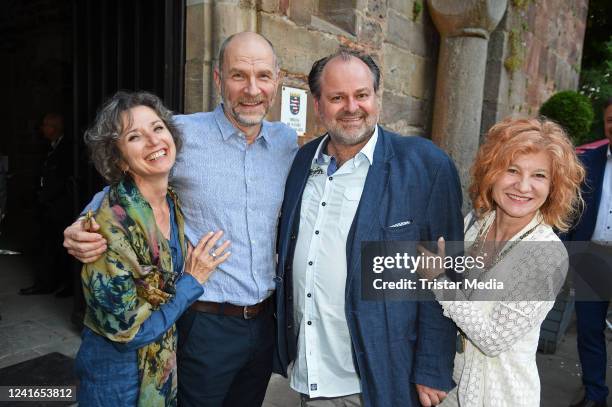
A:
220,82,268,127
221,98,266,127
327,124,376,146
231,109,264,127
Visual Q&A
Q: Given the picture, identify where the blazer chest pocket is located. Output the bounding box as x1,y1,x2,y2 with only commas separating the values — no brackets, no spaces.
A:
381,219,419,240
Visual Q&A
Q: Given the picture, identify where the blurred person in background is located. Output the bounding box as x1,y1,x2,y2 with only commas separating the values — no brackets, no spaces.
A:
20,113,74,296
565,98,612,407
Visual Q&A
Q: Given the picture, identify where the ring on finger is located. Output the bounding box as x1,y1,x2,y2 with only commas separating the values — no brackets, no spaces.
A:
209,250,217,259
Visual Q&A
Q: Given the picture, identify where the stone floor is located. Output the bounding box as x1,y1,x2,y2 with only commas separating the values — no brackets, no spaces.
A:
0,244,609,406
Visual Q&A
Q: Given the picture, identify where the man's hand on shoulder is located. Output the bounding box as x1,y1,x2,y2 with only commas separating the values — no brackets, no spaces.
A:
415,383,448,406
63,217,107,263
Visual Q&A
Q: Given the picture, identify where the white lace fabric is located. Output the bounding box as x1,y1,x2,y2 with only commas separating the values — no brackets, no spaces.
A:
437,211,568,407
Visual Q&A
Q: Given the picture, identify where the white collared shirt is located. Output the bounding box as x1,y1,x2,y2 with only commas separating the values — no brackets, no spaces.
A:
290,128,378,397
591,147,612,245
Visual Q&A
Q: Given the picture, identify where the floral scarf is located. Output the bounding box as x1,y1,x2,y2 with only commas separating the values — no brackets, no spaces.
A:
82,177,186,406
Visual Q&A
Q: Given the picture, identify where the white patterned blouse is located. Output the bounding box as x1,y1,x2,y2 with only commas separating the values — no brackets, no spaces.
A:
437,211,568,407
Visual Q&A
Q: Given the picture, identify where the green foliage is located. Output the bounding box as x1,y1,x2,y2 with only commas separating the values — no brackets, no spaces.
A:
582,0,612,70
579,0,611,140
580,38,612,138
540,91,595,146
412,1,423,22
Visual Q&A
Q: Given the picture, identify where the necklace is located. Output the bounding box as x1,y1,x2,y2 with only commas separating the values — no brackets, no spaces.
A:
469,214,541,274
458,213,540,353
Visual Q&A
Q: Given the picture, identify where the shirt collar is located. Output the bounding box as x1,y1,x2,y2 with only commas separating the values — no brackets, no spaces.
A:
314,126,378,167
213,103,270,146
607,145,611,159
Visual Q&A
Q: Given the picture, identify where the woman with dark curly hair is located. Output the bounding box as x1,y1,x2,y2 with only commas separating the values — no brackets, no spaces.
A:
419,117,585,406
75,91,230,406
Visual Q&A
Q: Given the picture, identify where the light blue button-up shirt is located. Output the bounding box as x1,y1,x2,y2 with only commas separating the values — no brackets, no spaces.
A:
86,105,298,305
172,105,298,305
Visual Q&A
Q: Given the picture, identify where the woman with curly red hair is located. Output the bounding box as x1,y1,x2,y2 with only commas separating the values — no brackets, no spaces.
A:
419,117,585,406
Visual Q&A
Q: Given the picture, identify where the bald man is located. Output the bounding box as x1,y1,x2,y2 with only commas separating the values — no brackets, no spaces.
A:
63,32,298,406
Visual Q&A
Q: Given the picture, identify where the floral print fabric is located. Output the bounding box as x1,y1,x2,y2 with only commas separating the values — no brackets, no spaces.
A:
81,177,186,406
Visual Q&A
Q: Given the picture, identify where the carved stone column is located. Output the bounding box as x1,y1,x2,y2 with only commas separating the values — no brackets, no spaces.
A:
427,0,507,208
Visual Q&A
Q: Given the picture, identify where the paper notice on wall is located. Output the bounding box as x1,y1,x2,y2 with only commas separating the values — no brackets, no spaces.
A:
280,86,308,136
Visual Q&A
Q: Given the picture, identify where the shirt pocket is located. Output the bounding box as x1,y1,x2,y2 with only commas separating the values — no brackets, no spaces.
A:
339,187,363,232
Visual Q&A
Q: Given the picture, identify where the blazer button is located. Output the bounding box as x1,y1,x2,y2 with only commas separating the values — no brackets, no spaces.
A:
287,324,293,329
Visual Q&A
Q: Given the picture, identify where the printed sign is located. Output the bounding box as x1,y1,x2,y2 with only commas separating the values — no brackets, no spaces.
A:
280,86,308,136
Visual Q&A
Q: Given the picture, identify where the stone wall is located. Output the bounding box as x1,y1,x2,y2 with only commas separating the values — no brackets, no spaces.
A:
481,0,588,137
184,0,440,143
184,0,587,144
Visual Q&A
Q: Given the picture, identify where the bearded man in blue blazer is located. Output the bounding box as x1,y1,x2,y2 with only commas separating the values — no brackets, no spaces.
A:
566,98,612,407
274,49,462,407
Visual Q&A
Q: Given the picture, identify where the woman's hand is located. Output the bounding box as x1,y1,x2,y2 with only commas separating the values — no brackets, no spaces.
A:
416,237,446,281
185,231,231,284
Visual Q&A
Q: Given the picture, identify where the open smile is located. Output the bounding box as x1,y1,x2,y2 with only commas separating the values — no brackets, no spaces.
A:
339,114,364,121
506,193,532,203
146,149,167,161
238,101,264,109
338,117,366,126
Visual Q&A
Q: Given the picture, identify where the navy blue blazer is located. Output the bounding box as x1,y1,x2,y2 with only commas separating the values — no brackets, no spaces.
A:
566,144,608,241
274,127,463,407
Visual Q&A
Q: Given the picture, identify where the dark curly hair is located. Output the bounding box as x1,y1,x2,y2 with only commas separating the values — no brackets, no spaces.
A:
84,91,182,184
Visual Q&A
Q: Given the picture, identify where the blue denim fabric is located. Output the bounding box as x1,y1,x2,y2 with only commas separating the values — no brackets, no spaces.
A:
75,327,139,406
76,275,204,405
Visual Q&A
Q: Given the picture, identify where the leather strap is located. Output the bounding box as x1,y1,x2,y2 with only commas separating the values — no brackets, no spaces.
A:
190,297,271,319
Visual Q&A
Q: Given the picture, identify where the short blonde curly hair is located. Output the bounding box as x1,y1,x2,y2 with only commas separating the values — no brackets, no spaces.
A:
469,117,585,232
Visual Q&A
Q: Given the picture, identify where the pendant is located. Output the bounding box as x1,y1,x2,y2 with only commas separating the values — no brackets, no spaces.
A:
456,332,465,353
